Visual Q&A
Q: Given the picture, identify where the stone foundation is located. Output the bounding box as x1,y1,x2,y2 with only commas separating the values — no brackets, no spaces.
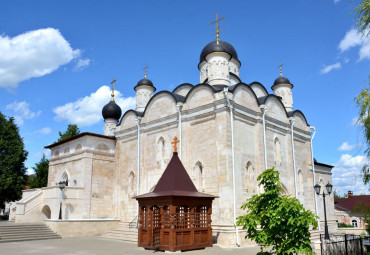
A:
44,219,120,237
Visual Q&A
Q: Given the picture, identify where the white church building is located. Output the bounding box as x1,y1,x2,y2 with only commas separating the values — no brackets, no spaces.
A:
9,34,335,246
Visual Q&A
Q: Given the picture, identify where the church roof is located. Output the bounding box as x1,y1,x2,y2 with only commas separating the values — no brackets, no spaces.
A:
199,40,239,63
102,100,122,120
135,152,216,199
45,132,115,149
134,78,156,92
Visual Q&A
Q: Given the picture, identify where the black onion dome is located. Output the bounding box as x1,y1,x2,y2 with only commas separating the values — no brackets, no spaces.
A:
134,78,156,92
102,100,122,120
200,40,238,62
273,76,291,85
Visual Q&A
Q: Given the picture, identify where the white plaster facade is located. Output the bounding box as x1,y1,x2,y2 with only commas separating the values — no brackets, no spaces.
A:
10,39,335,246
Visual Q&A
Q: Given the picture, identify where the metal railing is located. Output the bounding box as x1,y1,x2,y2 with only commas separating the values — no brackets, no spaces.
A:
129,215,138,229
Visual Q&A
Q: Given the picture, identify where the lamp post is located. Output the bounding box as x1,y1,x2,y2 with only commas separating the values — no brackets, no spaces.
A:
314,182,333,240
58,181,66,220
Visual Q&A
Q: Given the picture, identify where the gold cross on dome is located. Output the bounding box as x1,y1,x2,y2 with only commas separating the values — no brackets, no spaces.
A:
278,62,283,77
210,12,225,44
143,64,149,79
171,136,179,152
111,78,116,101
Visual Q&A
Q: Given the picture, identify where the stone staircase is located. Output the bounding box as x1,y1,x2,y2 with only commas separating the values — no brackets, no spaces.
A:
310,229,323,242
0,222,61,243
99,221,138,243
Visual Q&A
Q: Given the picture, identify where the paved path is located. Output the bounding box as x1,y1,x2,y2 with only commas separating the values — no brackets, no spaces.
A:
0,237,261,255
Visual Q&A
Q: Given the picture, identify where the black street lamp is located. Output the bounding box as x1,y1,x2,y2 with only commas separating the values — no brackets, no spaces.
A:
58,181,66,220
314,182,333,240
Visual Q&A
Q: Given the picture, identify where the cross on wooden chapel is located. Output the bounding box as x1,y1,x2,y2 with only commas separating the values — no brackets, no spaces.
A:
171,136,179,152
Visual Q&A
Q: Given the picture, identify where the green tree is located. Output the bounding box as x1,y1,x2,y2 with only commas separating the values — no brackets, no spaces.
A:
29,155,49,188
355,82,370,187
0,112,28,209
352,0,370,35
57,124,80,142
237,168,318,255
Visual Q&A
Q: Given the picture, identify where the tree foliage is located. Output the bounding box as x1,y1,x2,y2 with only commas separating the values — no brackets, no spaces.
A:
237,168,318,255
57,124,80,142
0,112,28,209
352,0,370,35
355,82,370,187
29,155,49,189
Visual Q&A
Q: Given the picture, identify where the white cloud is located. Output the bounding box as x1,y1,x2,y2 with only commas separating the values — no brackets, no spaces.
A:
53,85,136,127
0,28,81,89
74,58,91,71
338,28,370,61
33,127,52,135
6,101,41,125
338,142,356,151
332,154,369,195
334,0,340,3
320,62,341,74
26,168,35,175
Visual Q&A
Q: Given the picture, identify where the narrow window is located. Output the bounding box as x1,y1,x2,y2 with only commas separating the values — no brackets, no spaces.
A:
193,162,204,192
274,137,281,165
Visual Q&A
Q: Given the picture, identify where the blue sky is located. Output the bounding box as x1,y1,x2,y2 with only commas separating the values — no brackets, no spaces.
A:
0,0,369,195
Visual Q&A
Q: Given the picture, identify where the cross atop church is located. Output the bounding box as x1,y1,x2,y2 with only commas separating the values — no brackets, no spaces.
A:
111,78,116,101
278,62,283,77
210,12,225,44
171,136,179,153
143,64,149,79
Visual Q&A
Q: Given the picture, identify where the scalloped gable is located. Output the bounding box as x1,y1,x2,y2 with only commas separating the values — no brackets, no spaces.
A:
292,111,310,131
116,110,137,131
232,84,259,112
142,92,177,123
173,83,194,97
265,96,289,123
185,85,215,110
250,82,268,98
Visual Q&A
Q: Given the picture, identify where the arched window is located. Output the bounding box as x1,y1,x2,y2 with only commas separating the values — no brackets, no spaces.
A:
274,137,281,165
245,161,255,193
128,171,135,195
297,169,304,203
41,205,51,219
352,220,358,227
61,171,69,186
64,147,70,154
156,137,165,169
193,161,204,192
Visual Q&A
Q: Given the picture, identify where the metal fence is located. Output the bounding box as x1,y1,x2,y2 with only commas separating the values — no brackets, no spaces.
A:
320,234,364,255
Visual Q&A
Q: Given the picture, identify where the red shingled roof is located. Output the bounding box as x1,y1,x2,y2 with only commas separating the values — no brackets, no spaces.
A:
335,195,370,212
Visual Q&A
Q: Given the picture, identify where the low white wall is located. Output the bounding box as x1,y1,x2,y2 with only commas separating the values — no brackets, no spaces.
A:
336,227,367,235
44,219,120,237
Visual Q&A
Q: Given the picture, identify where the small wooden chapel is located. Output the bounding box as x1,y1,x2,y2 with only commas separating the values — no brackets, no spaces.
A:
135,137,217,252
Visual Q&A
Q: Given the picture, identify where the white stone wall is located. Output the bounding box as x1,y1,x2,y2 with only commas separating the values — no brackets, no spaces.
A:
114,86,325,245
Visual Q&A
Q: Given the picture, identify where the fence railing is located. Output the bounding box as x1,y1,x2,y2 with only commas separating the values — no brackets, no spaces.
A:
129,215,138,229
320,234,364,255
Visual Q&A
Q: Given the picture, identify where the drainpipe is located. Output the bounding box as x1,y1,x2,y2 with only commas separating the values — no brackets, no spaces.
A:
223,87,240,247
261,106,268,170
310,126,320,231
135,117,141,226
176,103,182,160
290,118,298,197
